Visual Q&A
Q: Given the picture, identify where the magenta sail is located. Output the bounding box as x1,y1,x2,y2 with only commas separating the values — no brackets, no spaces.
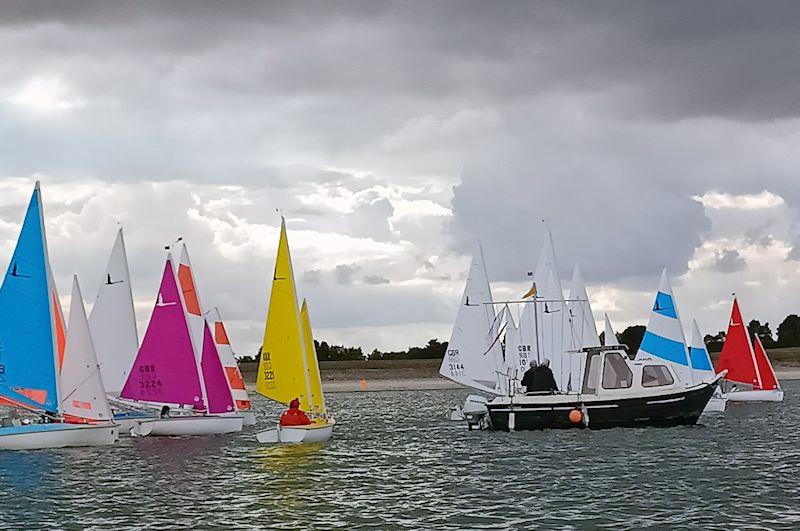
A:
201,320,235,414
120,259,206,410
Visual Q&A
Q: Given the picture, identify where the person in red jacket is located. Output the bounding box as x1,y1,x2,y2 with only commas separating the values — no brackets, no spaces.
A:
279,398,311,426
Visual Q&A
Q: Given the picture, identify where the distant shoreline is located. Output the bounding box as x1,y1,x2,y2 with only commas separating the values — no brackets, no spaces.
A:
240,358,800,393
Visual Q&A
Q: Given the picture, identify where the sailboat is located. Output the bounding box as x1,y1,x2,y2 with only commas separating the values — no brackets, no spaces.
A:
89,228,152,431
255,219,334,444
120,253,243,436
689,319,727,413
716,297,783,402
208,307,256,426
176,244,249,426
603,314,619,346
0,184,118,450
438,243,504,394
563,264,599,392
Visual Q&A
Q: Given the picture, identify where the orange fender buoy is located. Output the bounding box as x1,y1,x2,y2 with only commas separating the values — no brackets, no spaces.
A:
569,409,583,424
358,379,368,391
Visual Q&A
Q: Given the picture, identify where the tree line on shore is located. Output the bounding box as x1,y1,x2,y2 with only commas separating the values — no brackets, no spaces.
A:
237,314,800,363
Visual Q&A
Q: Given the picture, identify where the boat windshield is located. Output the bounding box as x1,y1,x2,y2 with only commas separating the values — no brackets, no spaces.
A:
641,365,674,387
602,353,633,389
583,352,602,394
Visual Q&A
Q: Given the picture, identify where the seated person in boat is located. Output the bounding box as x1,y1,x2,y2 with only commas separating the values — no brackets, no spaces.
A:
280,398,312,427
160,405,171,419
527,359,559,394
520,360,538,392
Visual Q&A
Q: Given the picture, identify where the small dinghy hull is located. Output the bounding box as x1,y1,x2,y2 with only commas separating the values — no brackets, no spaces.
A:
0,423,119,451
723,389,784,402
113,411,158,433
256,419,335,444
241,410,257,427
131,415,244,437
702,395,727,413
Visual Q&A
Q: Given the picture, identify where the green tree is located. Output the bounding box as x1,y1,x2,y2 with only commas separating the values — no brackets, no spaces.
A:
748,320,776,348
777,314,800,347
704,332,726,353
619,325,646,355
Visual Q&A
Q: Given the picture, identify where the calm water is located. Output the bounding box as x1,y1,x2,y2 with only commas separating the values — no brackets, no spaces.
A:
2,382,799,530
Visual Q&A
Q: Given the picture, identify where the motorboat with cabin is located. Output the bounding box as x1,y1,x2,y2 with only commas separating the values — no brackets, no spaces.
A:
485,345,722,431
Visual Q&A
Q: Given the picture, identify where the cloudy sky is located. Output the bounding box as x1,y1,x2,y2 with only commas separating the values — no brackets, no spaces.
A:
2,1,800,356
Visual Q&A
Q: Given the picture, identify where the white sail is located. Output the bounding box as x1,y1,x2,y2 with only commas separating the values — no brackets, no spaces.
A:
89,228,139,397
61,276,113,422
501,308,527,393
688,319,715,378
604,314,619,346
638,268,693,385
563,263,598,391
440,243,503,395
540,267,569,390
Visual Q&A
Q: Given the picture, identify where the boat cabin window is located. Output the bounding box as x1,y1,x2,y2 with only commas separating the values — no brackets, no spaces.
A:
602,353,633,390
641,365,674,387
583,352,602,394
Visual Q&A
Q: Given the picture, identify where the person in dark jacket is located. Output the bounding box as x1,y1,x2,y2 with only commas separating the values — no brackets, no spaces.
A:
529,358,559,393
520,360,538,392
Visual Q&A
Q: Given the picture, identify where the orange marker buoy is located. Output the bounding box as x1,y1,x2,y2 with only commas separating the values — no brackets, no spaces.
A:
569,409,582,424
358,379,368,391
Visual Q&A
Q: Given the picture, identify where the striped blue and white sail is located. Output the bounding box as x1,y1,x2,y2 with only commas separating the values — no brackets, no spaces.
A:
688,318,714,377
0,183,60,412
638,269,692,385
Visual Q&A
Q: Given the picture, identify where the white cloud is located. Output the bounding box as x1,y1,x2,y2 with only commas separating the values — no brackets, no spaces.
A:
692,190,785,210
6,76,86,112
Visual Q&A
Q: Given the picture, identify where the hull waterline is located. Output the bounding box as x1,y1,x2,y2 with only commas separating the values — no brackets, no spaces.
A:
0,423,119,450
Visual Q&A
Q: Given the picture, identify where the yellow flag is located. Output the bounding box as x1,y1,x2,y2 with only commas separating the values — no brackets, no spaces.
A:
256,218,311,409
301,300,326,416
522,281,537,299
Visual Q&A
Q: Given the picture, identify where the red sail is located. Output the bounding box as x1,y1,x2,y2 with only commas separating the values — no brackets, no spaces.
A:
752,334,779,391
716,298,759,386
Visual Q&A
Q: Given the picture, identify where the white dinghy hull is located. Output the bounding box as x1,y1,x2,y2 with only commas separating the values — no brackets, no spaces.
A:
723,389,784,402
0,423,119,451
256,420,335,444
241,410,257,427
131,415,244,437
702,396,727,413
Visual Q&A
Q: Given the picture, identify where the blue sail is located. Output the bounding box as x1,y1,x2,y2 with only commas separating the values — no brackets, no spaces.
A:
0,185,59,412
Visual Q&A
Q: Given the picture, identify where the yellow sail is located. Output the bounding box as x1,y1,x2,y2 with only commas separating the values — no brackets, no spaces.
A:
300,300,326,416
256,218,312,410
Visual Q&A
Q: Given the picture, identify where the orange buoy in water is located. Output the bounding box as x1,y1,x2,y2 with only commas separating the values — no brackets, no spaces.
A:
569,409,583,424
359,379,368,391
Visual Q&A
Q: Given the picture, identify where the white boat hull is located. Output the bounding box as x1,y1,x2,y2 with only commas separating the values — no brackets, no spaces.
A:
0,423,119,451
256,419,335,444
702,396,727,413
723,389,784,402
241,410,257,427
132,415,244,437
